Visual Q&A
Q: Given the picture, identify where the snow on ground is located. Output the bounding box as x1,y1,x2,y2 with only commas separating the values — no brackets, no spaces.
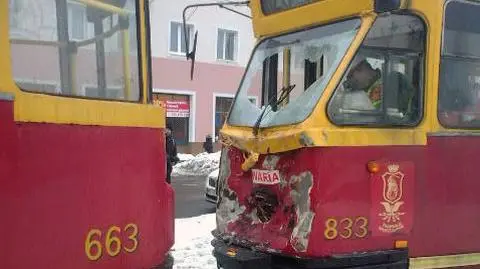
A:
177,153,195,162
172,213,217,269
172,151,221,177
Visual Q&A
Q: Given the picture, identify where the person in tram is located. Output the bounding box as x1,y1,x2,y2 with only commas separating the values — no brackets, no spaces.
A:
343,57,418,120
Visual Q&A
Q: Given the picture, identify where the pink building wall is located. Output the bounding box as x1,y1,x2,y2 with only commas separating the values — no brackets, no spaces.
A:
152,57,260,142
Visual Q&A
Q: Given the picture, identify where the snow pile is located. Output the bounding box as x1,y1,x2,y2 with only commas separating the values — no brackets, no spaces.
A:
172,213,217,269
172,151,221,177
177,153,195,162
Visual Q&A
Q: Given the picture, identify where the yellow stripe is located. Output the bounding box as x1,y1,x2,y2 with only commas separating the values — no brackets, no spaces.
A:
410,253,480,269
73,0,131,16
14,92,165,128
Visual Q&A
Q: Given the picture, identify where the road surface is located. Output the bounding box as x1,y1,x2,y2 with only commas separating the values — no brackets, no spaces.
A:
171,175,216,218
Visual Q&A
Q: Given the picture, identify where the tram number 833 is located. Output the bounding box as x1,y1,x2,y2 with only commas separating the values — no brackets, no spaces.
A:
85,223,139,261
324,217,369,240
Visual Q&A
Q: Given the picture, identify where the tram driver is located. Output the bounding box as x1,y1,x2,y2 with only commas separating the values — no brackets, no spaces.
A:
340,56,418,121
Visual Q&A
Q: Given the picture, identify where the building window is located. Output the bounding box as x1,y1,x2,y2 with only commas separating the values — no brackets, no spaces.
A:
327,14,425,126
68,2,86,40
170,21,193,54
215,96,255,138
438,1,480,128
217,29,238,61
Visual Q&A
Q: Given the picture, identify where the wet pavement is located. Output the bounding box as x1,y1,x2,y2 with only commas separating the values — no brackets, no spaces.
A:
171,175,216,218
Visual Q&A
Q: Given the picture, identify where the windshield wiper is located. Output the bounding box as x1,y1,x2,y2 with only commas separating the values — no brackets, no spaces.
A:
253,84,296,136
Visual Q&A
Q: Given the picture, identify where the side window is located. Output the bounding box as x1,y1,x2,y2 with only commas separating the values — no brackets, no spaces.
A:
438,1,480,128
8,0,140,101
328,14,425,126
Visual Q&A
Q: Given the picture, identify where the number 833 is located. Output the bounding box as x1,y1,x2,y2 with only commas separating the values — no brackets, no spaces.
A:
324,217,369,240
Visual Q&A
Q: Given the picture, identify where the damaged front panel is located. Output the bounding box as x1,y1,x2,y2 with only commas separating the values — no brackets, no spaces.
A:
214,146,316,255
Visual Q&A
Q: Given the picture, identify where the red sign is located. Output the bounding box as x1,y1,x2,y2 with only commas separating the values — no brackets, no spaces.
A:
154,100,190,118
370,162,414,236
252,169,281,185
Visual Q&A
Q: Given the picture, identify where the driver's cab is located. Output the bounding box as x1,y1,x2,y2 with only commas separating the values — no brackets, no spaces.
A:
328,13,424,127
224,11,426,148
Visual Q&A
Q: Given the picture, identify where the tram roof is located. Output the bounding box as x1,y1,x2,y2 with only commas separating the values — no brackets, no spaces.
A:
248,0,446,38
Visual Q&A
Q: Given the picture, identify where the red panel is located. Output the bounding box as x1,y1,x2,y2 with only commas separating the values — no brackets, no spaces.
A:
219,135,480,259
0,100,174,269
411,135,480,257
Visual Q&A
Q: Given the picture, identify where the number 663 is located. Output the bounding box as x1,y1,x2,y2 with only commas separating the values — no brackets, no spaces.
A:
85,223,139,261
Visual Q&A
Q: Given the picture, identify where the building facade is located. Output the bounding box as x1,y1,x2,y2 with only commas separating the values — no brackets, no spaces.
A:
149,0,257,151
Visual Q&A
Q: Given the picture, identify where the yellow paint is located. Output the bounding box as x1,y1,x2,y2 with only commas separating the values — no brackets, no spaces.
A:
226,248,238,257
410,253,480,269
123,223,139,253
105,226,122,257
324,216,368,240
0,0,165,128
85,229,103,261
241,152,259,171
250,0,374,38
14,93,165,128
339,218,353,239
122,29,131,100
74,0,131,16
395,240,408,249
138,0,149,104
85,223,139,261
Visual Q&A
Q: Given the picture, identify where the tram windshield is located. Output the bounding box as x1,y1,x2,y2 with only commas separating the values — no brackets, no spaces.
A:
227,19,360,129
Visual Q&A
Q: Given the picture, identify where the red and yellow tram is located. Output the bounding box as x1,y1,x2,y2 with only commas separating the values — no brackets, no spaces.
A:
1,0,173,268
185,0,480,268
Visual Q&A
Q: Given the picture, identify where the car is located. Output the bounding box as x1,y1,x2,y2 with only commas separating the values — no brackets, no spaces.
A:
205,168,219,203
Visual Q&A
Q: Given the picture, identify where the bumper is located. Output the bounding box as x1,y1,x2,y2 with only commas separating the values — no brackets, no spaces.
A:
205,186,217,203
212,239,409,269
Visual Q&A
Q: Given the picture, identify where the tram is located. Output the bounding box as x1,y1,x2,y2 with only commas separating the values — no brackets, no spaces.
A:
183,0,480,268
1,0,173,268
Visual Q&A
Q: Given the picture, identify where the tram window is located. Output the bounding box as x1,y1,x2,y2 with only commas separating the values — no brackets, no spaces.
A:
328,14,425,126
438,1,480,128
8,0,141,102
260,47,325,108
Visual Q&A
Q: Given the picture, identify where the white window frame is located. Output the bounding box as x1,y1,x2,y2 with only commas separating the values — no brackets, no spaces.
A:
212,93,257,139
67,0,87,41
168,20,195,56
153,88,196,143
216,27,239,62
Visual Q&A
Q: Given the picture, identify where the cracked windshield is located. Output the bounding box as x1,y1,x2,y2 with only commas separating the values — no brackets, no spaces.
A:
228,19,360,128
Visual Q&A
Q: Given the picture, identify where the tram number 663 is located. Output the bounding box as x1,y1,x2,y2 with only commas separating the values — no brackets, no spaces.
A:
85,223,139,261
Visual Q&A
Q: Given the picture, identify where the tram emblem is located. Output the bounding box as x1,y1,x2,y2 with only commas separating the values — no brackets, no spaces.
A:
379,164,405,233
